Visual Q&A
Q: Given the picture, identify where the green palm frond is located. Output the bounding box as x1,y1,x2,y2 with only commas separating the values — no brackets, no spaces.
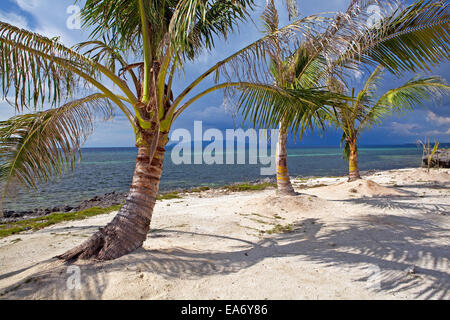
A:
0,94,113,195
228,0,391,138
234,82,347,135
75,37,129,74
215,14,328,83
335,0,450,77
74,38,141,94
171,0,254,60
342,138,352,161
354,65,385,111
0,21,98,111
172,13,328,112
80,0,254,63
326,98,356,141
358,75,450,130
293,49,327,88
230,1,380,139
80,0,166,53
298,0,392,81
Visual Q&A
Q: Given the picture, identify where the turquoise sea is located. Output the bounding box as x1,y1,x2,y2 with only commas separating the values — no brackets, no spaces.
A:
2,146,426,211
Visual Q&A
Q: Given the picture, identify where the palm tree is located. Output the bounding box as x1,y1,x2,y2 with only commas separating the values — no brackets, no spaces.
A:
0,0,332,261
329,66,450,181
256,1,338,195
234,0,449,194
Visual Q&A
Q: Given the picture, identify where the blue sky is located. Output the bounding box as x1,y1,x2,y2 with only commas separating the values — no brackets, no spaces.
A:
0,0,448,147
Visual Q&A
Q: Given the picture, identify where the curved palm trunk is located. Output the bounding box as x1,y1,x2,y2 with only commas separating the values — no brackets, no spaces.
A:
348,139,361,182
58,133,168,261
276,122,296,196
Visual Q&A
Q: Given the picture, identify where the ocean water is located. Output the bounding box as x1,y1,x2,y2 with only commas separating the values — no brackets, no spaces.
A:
2,146,424,211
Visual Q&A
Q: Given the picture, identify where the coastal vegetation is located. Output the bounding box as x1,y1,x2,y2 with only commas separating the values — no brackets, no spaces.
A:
0,181,277,239
417,138,443,170
0,0,288,260
0,0,346,261
0,205,122,239
233,0,450,194
223,182,276,192
0,0,260,260
328,66,450,181
0,0,344,261
0,0,448,263
240,0,344,195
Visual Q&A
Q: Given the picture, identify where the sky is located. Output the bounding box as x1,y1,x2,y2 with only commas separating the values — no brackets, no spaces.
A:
0,0,449,148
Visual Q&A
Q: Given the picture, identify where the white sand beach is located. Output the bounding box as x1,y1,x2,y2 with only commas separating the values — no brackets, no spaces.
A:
0,167,449,300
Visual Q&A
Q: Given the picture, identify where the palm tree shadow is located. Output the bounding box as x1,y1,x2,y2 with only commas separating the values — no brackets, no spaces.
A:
395,182,449,190
128,215,448,299
0,259,109,300
341,195,449,216
1,216,448,299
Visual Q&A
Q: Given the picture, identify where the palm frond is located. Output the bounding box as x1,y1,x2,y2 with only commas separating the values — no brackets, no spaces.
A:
284,0,299,20
298,0,392,79
262,0,280,35
293,48,327,88
342,138,352,161
80,0,159,53
172,12,328,112
233,82,348,135
172,0,255,61
354,65,385,110
215,14,329,83
251,1,392,92
80,0,254,63
0,21,98,111
74,38,141,94
75,38,129,74
335,0,450,76
0,94,113,196
358,76,450,131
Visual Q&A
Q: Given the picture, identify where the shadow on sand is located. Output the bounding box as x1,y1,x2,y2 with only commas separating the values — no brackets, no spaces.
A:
341,194,449,216
1,206,449,300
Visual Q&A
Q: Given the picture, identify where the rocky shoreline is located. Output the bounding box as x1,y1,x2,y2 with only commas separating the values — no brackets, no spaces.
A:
1,178,277,222
1,168,449,300
1,191,128,222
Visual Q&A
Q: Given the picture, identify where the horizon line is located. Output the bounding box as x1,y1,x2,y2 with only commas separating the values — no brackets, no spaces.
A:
81,142,450,149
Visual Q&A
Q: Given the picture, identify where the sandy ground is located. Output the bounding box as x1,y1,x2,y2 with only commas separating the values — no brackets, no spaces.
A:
0,167,449,300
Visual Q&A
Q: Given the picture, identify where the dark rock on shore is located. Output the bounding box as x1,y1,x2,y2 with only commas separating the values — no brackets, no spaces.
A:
422,149,450,168
2,191,128,222
77,191,128,211
1,180,277,222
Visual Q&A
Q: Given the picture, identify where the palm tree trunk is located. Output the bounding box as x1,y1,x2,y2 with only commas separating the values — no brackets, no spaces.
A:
58,133,168,261
276,122,296,196
348,139,361,182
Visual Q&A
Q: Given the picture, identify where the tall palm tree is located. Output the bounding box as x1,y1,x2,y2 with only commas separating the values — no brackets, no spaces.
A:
0,0,333,261
234,0,449,194
329,66,450,181
257,1,337,195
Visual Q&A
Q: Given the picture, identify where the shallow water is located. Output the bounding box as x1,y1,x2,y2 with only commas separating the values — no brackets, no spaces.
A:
2,146,423,211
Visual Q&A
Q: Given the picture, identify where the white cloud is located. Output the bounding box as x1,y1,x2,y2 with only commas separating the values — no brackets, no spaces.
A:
389,122,421,136
426,111,450,125
34,24,76,45
11,0,82,46
193,105,230,119
14,0,40,11
425,128,450,136
0,11,29,29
